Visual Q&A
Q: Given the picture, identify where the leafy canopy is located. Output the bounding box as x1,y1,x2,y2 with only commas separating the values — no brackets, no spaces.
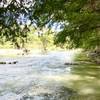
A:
0,0,100,49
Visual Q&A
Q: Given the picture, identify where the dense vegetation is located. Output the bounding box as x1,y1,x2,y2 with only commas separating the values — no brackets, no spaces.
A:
0,27,57,50
0,0,100,51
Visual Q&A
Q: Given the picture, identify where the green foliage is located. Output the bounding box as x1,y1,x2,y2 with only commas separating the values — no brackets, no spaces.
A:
0,28,58,50
0,0,100,49
53,0,100,49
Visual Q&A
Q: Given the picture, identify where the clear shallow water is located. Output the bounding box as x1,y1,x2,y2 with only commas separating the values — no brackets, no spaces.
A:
0,50,75,100
0,50,100,100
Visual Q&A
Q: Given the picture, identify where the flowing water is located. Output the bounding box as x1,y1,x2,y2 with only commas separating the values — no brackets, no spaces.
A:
0,50,100,100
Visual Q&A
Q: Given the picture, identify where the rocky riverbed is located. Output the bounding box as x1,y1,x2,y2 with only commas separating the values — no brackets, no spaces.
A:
0,50,78,100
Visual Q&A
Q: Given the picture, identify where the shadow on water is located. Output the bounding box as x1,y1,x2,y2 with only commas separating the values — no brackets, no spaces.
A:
0,50,100,100
45,63,100,100
66,64,100,100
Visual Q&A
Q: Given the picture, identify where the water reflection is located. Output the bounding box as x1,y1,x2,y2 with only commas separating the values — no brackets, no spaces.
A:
64,64,100,99
0,50,100,100
71,64,100,93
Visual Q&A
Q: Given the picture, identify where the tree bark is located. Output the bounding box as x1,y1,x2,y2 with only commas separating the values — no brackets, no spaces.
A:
90,0,96,11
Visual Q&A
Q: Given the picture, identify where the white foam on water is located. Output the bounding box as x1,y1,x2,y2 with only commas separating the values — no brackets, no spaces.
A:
0,49,79,100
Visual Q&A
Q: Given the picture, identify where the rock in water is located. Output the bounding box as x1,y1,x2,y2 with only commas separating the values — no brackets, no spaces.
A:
64,62,79,65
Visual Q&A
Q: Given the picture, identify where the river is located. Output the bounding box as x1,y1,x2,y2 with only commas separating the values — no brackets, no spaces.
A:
0,50,100,100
